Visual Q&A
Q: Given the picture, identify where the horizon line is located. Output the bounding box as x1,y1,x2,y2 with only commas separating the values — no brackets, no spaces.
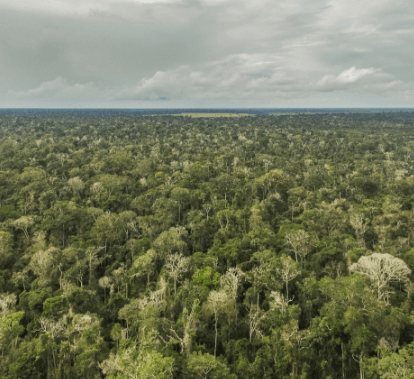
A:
1,107,413,110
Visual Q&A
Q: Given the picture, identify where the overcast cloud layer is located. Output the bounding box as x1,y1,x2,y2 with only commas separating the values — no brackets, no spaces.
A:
1,0,414,108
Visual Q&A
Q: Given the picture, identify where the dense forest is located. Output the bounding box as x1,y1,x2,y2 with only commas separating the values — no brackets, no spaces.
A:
1,111,414,379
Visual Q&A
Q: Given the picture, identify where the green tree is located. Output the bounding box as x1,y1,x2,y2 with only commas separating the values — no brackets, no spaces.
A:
131,248,157,285
377,342,414,379
91,211,122,252
185,351,236,379
171,187,191,224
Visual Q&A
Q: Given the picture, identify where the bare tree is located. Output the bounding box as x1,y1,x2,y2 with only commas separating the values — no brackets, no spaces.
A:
11,216,35,240
168,300,200,357
281,319,310,379
164,253,190,297
98,276,113,302
28,247,57,286
0,293,17,316
203,203,212,220
285,230,313,266
74,259,88,288
221,267,244,300
85,246,104,286
263,158,271,172
203,290,232,357
148,277,168,309
269,291,293,314
221,267,244,328
119,211,138,240
350,253,411,302
35,315,68,376
36,315,67,340
247,305,266,343
277,255,301,299
112,264,129,297
246,265,266,308
99,344,174,379
349,213,367,248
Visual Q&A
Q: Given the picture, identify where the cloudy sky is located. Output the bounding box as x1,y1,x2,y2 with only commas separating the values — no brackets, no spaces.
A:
1,0,413,108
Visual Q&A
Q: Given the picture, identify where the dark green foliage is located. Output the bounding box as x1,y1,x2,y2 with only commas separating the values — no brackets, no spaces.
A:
363,227,379,251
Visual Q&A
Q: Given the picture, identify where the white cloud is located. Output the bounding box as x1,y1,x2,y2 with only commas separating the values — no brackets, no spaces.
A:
318,67,377,86
315,67,403,92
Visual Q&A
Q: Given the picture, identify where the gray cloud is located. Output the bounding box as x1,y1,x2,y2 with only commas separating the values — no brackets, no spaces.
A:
114,54,310,104
1,0,414,107
10,77,99,99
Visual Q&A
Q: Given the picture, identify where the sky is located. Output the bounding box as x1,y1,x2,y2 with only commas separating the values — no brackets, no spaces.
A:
1,0,414,108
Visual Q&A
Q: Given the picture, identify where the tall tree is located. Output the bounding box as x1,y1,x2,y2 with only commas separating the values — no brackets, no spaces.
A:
350,253,411,301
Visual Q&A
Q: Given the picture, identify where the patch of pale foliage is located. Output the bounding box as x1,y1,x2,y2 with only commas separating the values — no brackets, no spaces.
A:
349,253,411,301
